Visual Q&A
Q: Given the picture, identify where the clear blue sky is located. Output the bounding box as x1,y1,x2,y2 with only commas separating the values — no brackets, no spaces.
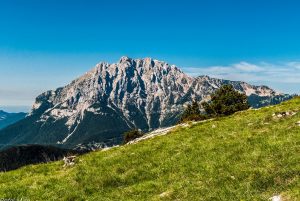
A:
1,0,300,112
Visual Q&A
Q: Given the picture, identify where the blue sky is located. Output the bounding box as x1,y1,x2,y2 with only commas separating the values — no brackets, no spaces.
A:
0,0,300,112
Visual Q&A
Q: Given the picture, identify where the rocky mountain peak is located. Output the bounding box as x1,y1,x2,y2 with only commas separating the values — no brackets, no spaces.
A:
119,56,132,63
1,57,292,149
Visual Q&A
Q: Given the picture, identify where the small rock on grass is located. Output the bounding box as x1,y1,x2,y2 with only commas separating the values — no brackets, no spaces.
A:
63,155,77,167
269,195,281,201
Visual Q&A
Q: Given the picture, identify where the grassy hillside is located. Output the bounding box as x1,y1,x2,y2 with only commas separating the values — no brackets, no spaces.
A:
0,98,299,200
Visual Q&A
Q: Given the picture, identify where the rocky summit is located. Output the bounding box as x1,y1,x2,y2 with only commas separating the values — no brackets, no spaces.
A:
0,57,293,149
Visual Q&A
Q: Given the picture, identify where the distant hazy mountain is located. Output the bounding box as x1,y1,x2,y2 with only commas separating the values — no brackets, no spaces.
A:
0,57,293,150
0,110,26,130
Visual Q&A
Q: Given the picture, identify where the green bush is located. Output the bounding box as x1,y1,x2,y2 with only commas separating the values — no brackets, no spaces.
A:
123,129,144,144
202,84,250,116
180,101,208,123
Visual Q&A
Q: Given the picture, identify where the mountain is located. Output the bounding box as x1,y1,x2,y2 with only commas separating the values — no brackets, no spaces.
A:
0,110,26,130
0,56,293,149
0,97,299,200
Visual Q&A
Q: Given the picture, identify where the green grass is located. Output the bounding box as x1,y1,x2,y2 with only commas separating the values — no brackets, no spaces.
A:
0,98,300,201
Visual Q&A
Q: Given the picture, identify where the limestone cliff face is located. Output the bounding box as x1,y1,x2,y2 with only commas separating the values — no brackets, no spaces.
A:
0,57,292,149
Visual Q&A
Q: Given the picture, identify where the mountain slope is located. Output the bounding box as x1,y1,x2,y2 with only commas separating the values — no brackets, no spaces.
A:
0,57,293,149
0,97,299,200
0,110,26,130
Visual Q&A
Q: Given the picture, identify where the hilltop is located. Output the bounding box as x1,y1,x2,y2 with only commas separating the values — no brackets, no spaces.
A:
0,97,299,200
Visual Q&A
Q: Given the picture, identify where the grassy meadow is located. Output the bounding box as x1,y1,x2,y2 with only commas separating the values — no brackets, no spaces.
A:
0,98,299,200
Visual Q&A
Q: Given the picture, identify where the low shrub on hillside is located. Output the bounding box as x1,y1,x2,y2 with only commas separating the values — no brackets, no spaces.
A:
123,129,144,144
179,101,208,123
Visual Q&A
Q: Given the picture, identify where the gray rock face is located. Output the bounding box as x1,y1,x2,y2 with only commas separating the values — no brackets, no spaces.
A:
0,57,293,149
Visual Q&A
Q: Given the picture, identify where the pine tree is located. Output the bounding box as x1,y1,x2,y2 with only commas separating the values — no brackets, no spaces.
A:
123,129,144,144
202,84,250,116
179,85,250,123
179,101,207,123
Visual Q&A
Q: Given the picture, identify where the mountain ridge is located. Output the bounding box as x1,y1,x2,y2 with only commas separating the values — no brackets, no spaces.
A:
0,57,293,149
0,110,26,130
